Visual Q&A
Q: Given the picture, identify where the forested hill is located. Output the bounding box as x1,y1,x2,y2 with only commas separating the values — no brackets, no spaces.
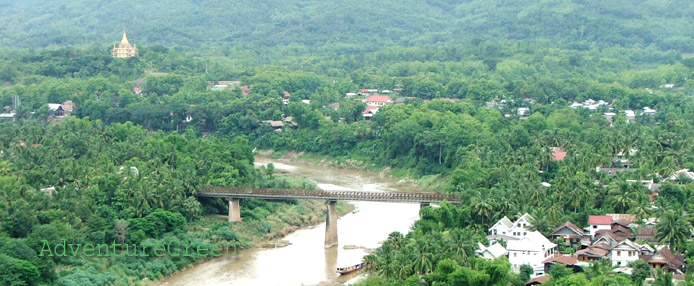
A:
0,0,693,53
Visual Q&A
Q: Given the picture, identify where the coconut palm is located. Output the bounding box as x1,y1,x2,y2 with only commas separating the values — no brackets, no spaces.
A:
656,210,691,252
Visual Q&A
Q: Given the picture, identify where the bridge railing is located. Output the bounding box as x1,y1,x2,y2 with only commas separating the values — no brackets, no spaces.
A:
200,186,461,203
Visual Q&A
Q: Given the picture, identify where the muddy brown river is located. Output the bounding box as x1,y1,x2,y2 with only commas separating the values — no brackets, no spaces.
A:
154,156,421,286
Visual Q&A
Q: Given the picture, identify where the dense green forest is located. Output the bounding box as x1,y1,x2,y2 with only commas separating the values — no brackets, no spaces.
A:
2,0,694,285
0,118,336,285
1,0,693,57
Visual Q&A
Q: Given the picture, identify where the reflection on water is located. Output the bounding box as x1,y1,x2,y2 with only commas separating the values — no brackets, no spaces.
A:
155,157,421,286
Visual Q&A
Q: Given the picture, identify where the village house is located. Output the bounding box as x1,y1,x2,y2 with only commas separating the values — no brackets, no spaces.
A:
614,149,637,168
642,107,657,116
570,99,609,110
507,231,557,275
282,117,298,129
362,106,379,120
525,275,550,285
47,103,66,117
240,85,250,96
365,95,392,106
487,213,534,241
475,242,508,260
550,221,585,247
551,147,567,161
636,227,657,242
624,110,636,122
587,215,612,239
0,112,16,122
543,256,581,274
669,169,694,182
609,239,653,266
640,246,686,274
282,91,291,105
262,120,284,132
517,107,530,118
576,244,611,263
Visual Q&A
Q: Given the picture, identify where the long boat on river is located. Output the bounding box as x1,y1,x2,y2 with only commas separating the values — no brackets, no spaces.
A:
336,262,366,275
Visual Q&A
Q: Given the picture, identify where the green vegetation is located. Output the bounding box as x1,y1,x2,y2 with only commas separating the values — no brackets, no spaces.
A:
2,0,694,285
0,118,335,286
1,0,693,57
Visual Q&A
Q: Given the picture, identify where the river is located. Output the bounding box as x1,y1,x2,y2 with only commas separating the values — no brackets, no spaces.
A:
155,156,422,286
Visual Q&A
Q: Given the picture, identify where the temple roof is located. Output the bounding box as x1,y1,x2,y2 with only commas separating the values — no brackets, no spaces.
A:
119,30,131,47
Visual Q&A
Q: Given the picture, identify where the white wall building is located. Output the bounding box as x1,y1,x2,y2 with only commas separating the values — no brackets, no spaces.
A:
507,231,557,272
488,213,534,239
476,242,508,260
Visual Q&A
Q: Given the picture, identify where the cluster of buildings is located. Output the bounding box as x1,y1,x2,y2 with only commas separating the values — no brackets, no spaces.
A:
477,213,686,284
0,100,75,122
569,98,658,125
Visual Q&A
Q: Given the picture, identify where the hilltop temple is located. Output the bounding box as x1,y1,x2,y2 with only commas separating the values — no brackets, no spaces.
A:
111,30,138,58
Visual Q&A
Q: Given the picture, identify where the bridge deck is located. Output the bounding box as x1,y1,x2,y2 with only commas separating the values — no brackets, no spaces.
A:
199,187,461,203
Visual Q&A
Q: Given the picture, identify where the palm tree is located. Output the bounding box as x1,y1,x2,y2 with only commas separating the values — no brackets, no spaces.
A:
606,182,637,213
411,246,434,275
446,228,476,264
656,210,691,252
470,194,494,226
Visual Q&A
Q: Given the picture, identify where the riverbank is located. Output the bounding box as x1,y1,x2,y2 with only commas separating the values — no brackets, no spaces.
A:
153,156,422,286
255,150,451,192
150,170,355,285
150,198,354,285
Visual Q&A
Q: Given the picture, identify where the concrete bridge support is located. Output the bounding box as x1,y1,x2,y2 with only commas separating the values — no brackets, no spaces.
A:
229,198,242,222
420,202,430,209
324,200,338,248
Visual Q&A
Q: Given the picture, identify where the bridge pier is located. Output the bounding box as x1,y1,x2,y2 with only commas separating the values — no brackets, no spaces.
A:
324,200,338,248
420,202,430,209
228,198,242,222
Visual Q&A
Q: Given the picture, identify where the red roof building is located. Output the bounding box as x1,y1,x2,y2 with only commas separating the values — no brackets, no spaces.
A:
588,215,612,225
365,95,393,106
551,147,567,161
363,106,379,120
526,275,550,285
240,85,250,95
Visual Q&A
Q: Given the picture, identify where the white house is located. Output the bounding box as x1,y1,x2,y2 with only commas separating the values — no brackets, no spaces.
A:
624,110,636,121
489,216,513,236
511,213,533,237
476,242,508,260
507,231,557,273
609,240,642,266
365,95,392,106
669,169,694,182
642,107,657,116
517,107,530,117
488,213,534,240
587,215,612,238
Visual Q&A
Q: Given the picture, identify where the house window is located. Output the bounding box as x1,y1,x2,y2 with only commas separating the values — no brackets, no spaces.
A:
518,223,521,227
592,225,597,229
628,252,632,257
617,251,621,256
524,232,527,236
514,253,517,257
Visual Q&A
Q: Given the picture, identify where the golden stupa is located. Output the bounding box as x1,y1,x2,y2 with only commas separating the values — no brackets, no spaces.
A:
111,29,138,58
